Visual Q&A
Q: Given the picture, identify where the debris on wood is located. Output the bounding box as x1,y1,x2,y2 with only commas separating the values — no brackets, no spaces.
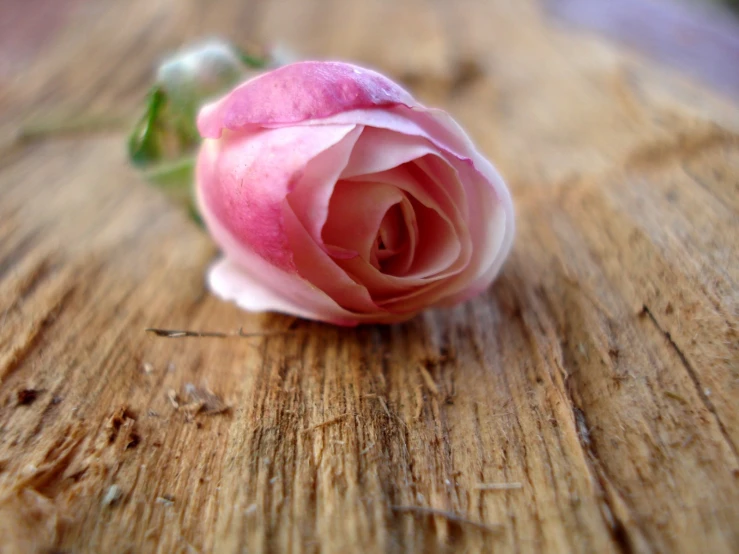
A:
102,484,123,507
156,493,175,506
167,389,180,409
301,413,351,434
107,406,138,445
182,383,230,416
664,390,688,404
141,362,154,374
167,385,230,419
475,482,523,491
145,327,293,339
126,431,141,450
573,407,591,447
391,505,501,533
16,388,40,406
147,328,228,338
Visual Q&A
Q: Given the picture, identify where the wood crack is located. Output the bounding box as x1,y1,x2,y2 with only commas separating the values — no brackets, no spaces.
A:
0,284,75,383
538,288,653,553
641,305,739,460
568,403,647,554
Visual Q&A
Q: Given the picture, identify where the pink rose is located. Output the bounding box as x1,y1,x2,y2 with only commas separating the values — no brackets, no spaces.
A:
196,61,514,325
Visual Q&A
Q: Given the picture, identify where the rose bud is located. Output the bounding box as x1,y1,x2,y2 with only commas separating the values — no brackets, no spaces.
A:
128,39,270,219
196,61,514,325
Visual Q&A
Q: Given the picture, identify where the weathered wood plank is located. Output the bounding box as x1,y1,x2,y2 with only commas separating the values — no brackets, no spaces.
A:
0,0,737,553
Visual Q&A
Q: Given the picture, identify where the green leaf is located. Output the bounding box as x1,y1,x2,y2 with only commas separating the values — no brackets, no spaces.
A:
236,48,268,69
128,87,167,167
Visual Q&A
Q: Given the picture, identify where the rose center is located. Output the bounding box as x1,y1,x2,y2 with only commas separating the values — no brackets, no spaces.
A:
375,204,405,256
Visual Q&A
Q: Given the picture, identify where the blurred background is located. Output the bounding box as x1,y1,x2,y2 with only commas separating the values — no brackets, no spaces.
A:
2,0,738,144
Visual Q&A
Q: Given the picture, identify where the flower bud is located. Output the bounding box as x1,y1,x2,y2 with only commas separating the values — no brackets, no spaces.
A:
128,39,267,219
196,61,515,324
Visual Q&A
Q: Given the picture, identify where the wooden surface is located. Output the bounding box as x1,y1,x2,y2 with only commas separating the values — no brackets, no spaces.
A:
1,0,738,552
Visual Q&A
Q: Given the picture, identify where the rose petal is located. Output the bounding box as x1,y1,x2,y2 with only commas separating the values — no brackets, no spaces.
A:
341,127,439,179
198,194,359,325
332,124,469,230
208,257,357,324
200,184,413,325
197,62,416,139
383,166,508,309
197,124,356,272
375,204,406,259
403,196,459,278
286,126,363,250
282,200,381,314
345,165,465,279
313,105,515,298
332,197,459,305
321,180,408,263
376,199,416,274
416,108,515,290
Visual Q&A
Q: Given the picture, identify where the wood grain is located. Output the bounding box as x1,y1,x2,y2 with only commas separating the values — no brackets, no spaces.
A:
1,0,737,553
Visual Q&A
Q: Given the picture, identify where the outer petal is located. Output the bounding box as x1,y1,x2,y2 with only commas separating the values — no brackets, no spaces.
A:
197,61,416,138
197,124,356,272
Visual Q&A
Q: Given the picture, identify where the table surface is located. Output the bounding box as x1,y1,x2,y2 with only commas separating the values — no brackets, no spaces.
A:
1,0,738,552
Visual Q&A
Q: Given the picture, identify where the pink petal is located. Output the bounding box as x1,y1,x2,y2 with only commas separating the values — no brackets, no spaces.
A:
197,124,356,273
198,185,361,325
345,165,467,279
286,126,363,250
200,179,415,325
198,61,416,139
341,127,439,179
208,258,358,325
322,105,515,299
321,180,408,263
403,196,460,278
373,200,415,274
404,108,515,291
282,200,381,314
330,196,460,306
